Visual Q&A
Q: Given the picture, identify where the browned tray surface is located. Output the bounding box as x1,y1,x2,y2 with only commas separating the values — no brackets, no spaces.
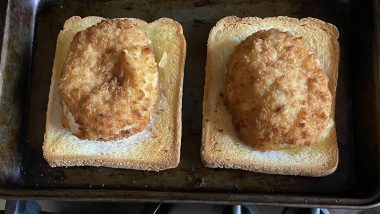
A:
0,0,380,208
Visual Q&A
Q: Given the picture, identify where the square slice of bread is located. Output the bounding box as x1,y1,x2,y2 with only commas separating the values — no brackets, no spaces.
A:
43,16,186,171
202,16,339,176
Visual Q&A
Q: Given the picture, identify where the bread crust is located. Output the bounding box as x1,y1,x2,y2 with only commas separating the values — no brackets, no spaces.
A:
202,16,339,176
43,16,186,171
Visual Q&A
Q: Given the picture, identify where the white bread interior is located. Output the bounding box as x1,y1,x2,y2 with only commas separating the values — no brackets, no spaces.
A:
43,16,186,171
202,16,339,176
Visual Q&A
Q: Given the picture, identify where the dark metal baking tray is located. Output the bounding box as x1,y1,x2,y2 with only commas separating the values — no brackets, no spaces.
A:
0,0,379,208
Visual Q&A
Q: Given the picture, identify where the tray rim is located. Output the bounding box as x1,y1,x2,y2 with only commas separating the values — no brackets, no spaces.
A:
0,188,380,208
0,0,379,208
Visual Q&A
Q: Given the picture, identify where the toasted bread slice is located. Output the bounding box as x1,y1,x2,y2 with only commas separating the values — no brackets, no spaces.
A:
202,16,339,176
43,16,186,171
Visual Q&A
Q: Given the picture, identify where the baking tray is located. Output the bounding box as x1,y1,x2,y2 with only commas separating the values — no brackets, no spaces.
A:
0,0,379,208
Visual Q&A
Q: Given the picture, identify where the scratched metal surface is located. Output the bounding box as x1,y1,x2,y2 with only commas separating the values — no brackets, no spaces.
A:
0,0,379,207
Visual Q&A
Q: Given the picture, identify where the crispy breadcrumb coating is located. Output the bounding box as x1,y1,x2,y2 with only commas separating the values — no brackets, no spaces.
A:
60,19,158,140
226,29,332,151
